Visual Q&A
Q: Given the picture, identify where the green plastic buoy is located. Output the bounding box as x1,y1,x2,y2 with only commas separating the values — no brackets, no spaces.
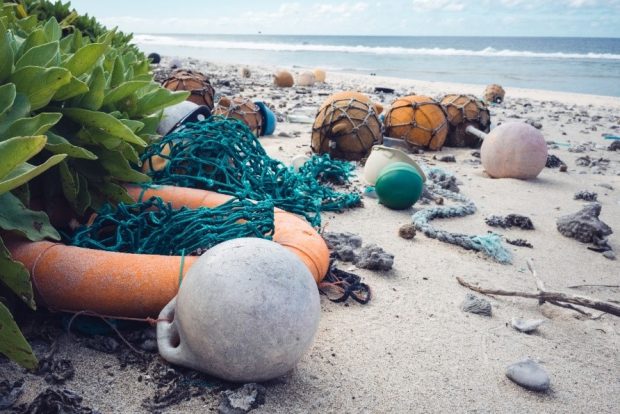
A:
375,162,424,210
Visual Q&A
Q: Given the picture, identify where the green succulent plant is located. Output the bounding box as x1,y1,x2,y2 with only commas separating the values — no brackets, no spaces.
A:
0,0,189,368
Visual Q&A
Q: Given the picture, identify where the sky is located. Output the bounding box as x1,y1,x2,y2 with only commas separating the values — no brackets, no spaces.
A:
67,0,620,37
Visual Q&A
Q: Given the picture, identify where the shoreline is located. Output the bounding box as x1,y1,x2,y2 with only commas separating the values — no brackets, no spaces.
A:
3,56,619,413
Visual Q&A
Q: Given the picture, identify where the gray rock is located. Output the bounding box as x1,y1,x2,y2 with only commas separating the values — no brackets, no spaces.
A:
323,232,363,262
506,358,550,392
354,244,394,271
461,294,492,316
556,202,613,243
603,250,616,260
511,318,545,333
218,383,266,414
608,140,620,151
574,190,597,202
436,155,456,163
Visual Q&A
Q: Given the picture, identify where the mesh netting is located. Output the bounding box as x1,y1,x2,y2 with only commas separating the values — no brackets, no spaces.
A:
162,69,216,110
70,196,274,256
440,94,491,148
213,96,263,137
142,116,361,227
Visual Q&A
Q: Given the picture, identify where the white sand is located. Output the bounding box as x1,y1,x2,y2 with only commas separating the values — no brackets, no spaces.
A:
2,60,619,413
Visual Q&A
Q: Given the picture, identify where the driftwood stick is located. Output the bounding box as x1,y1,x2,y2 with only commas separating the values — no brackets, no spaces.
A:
568,284,620,289
455,277,620,317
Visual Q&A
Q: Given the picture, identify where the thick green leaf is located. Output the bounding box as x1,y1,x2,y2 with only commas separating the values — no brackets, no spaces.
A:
74,174,91,214
62,108,147,147
9,66,71,111
0,192,60,241
76,127,122,150
63,43,107,77
117,141,140,165
59,32,73,52
120,119,144,133
102,80,149,106
0,19,14,83
139,114,163,136
96,181,133,205
0,136,47,180
14,41,59,69
0,154,67,195
45,132,97,160
14,15,38,33
17,28,47,58
0,93,30,138
52,76,89,101
110,55,125,88
0,83,16,116
70,29,83,53
136,89,189,116
0,237,35,309
0,302,38,370
78,65,105,110
3,113,62,140
97,149,150,183
43,17,61,42
58,160,78,205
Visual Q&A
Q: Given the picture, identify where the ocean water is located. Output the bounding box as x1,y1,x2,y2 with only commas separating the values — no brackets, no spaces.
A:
134,34,620,97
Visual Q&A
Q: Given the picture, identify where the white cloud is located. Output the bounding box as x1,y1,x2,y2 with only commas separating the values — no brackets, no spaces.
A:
412,0,465,11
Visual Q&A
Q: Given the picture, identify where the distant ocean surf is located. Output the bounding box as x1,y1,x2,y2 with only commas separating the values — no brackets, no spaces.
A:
135,34,620,97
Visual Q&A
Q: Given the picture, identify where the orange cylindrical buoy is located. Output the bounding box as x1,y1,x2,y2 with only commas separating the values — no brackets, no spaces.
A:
7,186,330,318
384,95,448,150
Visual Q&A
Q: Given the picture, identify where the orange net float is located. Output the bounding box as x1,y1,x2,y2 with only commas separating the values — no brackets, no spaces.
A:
213,96,263,137
5,185,330,318
484,84,506,104
274,70,294,87
440,94,491,148
384,95,448,151
311,91,383,161
162,69,216,110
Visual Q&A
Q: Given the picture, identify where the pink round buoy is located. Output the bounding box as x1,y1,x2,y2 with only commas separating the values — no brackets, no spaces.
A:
481,122,547,179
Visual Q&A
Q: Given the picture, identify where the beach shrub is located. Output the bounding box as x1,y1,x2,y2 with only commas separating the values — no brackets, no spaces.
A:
0,0,188,367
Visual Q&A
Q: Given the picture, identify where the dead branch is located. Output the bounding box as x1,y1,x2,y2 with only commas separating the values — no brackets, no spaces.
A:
455,277,620,318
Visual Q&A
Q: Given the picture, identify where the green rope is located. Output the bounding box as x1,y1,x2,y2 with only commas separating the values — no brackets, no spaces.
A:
141,117,361,227
70,196,274,256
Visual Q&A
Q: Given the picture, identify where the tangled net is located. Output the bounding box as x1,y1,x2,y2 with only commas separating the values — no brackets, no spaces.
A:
440,94,491,148
71,196,274,256
384,97,448,150
142,117,361,227
412,167,512,264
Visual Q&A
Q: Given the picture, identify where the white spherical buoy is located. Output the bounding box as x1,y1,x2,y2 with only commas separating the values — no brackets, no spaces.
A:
481,122,547,179
297,71,316,87
313,68,326,83
157,238,320,382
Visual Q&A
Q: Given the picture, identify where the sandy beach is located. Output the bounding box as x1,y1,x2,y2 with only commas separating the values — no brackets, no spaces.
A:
2,58,619,413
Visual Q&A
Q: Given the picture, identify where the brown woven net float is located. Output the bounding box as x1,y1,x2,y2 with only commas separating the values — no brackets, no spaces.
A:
163,69,216,110
213,97,263,137
441,94,491,148
484,84,506,104
384,95,448,151
311,91,383,161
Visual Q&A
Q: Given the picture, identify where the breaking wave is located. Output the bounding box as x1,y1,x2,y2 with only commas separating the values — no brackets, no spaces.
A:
134,34,620,60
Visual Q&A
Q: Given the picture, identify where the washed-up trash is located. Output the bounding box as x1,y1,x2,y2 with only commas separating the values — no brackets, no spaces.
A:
297,71,316,87
375,86,395,94
274,70,294,87
484,83,506,104
364,145,426,186
441,94,491,148
157,238,320,382
163,69,215,110
384,95,449,150
375,162,424,210
511,318,545,333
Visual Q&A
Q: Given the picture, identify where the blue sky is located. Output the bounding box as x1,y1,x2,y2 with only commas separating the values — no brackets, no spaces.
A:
68,0,620,37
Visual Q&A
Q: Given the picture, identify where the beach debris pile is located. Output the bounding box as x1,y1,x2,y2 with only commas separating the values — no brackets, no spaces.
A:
213,96,264,136
506,358,551,392
323,232,394,271
460,294,492,316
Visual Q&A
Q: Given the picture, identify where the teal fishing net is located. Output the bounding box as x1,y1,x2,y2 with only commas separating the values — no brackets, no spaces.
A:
70,196,274,255
141,116,361,227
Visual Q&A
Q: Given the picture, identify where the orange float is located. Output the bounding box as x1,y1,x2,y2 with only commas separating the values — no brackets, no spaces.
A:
384,95,448,150
6,185,329,318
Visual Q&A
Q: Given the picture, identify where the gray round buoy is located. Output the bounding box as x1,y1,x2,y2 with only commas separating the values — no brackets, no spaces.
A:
148,52,161,64
157,238,321,382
